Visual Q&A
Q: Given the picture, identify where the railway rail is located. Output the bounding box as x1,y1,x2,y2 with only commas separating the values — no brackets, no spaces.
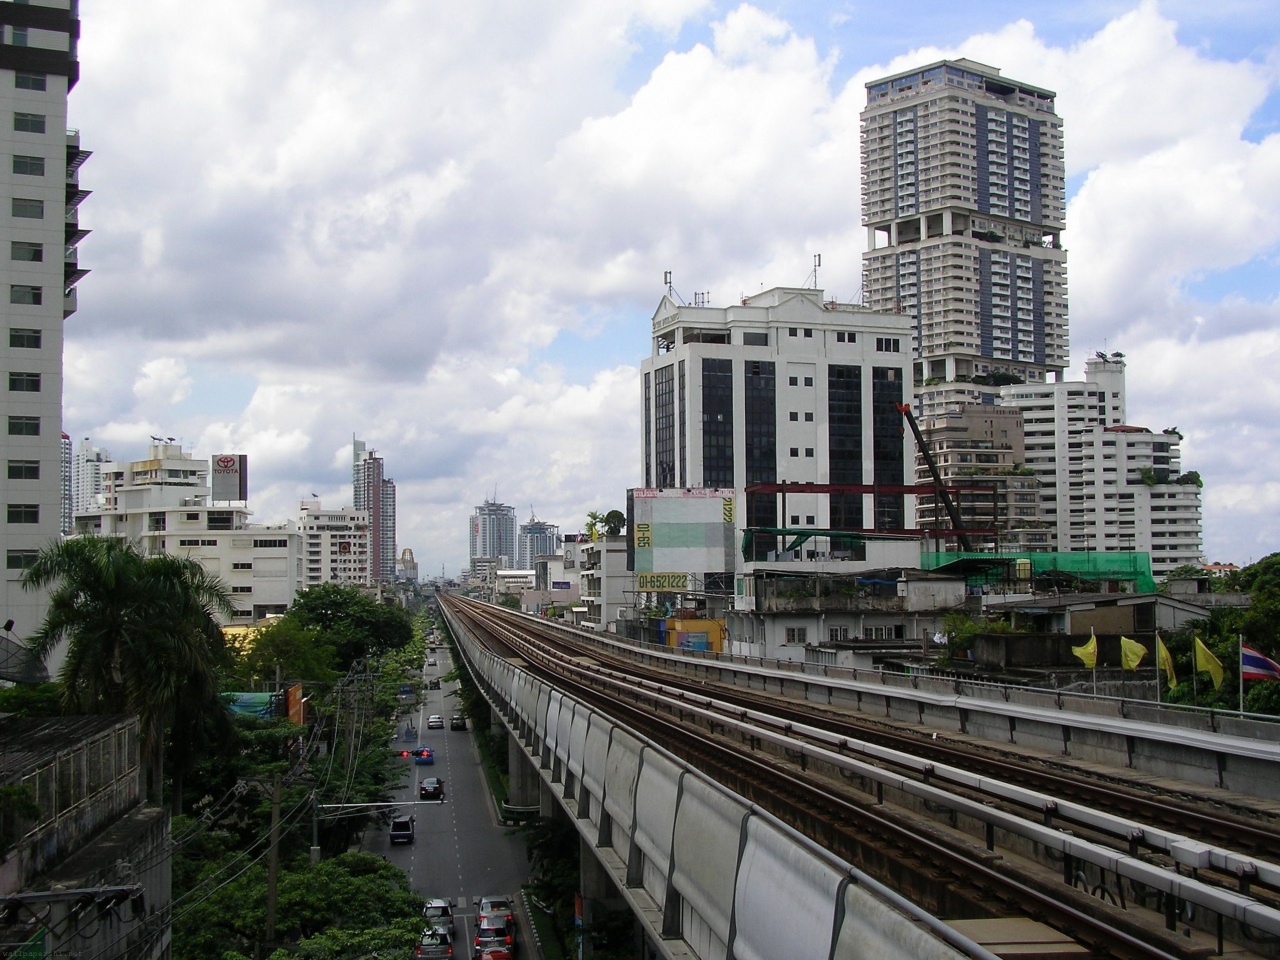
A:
442,593,1280,959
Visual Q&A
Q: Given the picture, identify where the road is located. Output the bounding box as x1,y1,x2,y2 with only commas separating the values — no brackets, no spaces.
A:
366,646,532,956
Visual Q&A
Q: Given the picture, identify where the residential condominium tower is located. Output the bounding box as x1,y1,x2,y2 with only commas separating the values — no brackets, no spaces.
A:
0,2,87,651
999,356,1203,577
861,59,1067,414
353,437,397,583
640,287,916,562
470,498,516,572
517,512,560,569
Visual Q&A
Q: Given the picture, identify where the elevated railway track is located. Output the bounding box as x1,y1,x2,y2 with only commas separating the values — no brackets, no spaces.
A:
442,593,1280,959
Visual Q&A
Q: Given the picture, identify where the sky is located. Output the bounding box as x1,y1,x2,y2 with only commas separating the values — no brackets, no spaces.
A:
65,0,1280,576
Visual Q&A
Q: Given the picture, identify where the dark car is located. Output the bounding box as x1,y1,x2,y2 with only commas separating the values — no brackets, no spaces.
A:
389,815,415,845
449,715,467,731
415,928,453,958
427,678,441,690
475,916,516,956
419,777,445,801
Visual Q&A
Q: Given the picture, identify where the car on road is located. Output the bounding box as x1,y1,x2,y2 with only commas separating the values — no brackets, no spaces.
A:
449,715,467,731
412,746,434,765
427,678,441,690
477,947,514,960
476,895,515,925
427,714,444,729
422,898,456,936
415,927,453,958
389,815,415,845
474,916,516,956
419,777,445,801
427,657,438,667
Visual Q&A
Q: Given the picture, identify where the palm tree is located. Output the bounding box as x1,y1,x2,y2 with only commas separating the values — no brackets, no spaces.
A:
585,510,605,541
22,537,235,806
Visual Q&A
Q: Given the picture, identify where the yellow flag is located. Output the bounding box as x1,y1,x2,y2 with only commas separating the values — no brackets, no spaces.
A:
1071,633,1098,669
1120,636,1146,671
1194,636,1224,690
1156,634,1176,690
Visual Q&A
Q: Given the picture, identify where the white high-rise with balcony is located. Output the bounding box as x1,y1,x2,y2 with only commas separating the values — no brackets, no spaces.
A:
0,2,87,654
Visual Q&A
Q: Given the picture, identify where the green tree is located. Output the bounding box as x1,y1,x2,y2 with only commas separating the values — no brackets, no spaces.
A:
602,509,626,537
234,617,338,688
22,537,234,804
285,584,413,669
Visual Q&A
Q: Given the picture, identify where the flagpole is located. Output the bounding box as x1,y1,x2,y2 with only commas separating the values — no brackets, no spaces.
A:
1239,634,1245,717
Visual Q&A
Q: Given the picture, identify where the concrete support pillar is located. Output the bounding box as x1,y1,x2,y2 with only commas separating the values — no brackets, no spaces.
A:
507,730,539,808
580,836,628,960
540,778,557,818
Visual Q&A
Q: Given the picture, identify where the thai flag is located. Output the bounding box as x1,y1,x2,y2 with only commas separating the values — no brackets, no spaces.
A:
1241,644,1280,682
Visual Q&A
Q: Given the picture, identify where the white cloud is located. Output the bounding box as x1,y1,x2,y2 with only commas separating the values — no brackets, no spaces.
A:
64,1,1280,574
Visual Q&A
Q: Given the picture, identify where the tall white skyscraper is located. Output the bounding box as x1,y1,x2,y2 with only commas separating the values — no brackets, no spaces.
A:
72,435,109,518
517,512,560,569
353,437,397,583
0,5,87,650
861,60,1067,415
470,499,516,572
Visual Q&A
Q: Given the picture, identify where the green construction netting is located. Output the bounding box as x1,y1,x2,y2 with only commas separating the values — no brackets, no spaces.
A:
920,551,1157,594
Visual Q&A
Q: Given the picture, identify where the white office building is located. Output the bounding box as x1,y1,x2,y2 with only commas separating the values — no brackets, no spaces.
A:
1,2,87,651
470,498,516,572
71,434,109,516
298,499,371,587
73,442,303,622
1000,356,1203,577
517,512,559,569
640,287,916,563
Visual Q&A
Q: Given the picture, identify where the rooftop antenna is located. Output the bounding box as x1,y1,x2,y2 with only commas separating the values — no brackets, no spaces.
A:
811,253,821,289
664,270,689,306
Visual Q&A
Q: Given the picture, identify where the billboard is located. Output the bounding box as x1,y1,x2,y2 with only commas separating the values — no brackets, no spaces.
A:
211,453,248,501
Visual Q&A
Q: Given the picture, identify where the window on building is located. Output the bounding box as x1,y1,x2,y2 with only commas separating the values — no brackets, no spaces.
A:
10,285,41,305
11,197,42,218
10,240,41,261
232,585,253,594
232,562,252,570
253,539,288,548
788,327,797,337
806,515,815,524
9,327,39,347
803,328,813,338
6,549,37,569
7,460,38,479
790,514,800,525
785,626,807,643
8,504,38,523
804,412,813,422
805,448,814,458
13,113,45,134
742,332,768,346
8,372,40,392
10,27,28,47
178,539,201,547
789,447,799,457
789,412,798,421
15,71,46,91
876,337,901,352
804,377,813,386
788,376,798,386
12,155,43,176
7,416,38,435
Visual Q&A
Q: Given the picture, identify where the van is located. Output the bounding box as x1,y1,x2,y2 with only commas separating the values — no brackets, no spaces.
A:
390,815,415,844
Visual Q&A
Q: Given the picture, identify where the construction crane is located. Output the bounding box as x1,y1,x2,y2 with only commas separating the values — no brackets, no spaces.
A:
895,402,975,552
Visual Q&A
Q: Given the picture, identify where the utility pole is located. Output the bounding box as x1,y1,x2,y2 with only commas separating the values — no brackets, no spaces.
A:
265,773,281,948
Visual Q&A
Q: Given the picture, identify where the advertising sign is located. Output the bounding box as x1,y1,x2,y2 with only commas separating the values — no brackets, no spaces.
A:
551,580,572,591
211,453,248,501
637,572,688,591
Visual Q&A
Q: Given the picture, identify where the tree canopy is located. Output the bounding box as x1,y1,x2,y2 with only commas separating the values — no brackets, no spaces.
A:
285,584,413,670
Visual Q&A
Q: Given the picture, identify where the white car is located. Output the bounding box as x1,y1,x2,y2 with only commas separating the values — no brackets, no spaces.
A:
427,714,444,729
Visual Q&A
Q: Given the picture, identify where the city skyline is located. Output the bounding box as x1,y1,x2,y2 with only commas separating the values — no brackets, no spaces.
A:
60,1,1280,576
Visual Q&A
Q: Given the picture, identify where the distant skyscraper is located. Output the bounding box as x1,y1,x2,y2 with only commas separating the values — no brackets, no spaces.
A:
861,59,1067,415
59,433,71,534
353,437,397,582
72,435,110,519
517,512,560,569
470,499,516,572
0,6,88,649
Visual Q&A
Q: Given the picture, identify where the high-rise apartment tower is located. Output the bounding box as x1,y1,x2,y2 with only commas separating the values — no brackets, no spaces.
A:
861,59,1067,414
353,438,397,583
0,3,87,650
470,499,516,572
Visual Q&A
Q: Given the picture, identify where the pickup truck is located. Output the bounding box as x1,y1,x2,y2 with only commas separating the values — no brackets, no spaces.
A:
389,815,415,845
